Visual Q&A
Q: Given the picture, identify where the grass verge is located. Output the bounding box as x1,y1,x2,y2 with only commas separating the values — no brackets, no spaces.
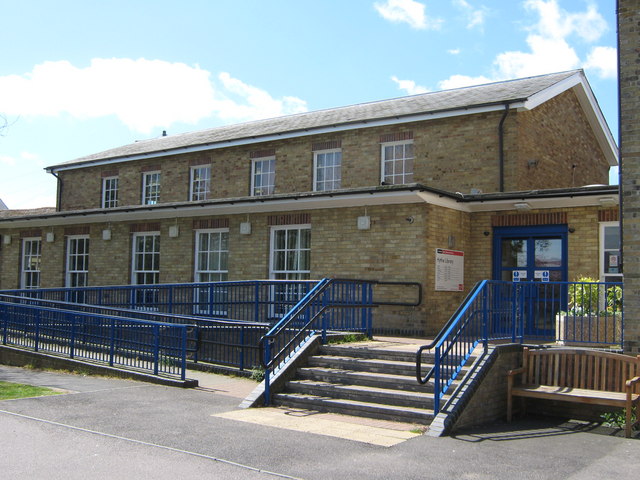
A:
0,381,62,401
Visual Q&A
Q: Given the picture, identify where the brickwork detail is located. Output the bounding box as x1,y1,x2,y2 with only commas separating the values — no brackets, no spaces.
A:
267,213,311,226
193,218,230,229
491,212,567,226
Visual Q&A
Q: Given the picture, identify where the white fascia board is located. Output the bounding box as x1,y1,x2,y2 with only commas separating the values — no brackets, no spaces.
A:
0,190,432,229
521,72,618,167
48,103,525,173
463,194,618,212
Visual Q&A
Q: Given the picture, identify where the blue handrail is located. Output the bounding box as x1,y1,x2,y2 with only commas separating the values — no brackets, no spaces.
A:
416,280,624,415
259,278,376,405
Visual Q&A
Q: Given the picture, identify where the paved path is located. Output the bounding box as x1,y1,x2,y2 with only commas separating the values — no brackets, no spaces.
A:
1,365,639,479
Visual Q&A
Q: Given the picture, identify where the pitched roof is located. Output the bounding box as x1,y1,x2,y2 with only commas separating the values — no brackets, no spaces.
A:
47,70,616,171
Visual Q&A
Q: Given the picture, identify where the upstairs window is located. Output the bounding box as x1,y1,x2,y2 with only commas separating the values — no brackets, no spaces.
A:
102,176,119,208
190,165,211,201
142,171,161,205
381,140,414,185
251,157,275,196
314,149,342,192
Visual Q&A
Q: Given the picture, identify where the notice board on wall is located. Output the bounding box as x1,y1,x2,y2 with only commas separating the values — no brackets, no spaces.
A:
435,248,464,291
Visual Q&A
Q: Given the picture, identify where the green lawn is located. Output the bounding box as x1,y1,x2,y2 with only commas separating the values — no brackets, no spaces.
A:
0,381,61,400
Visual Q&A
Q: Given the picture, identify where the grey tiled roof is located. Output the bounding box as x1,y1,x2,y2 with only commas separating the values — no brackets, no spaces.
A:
50,70,580,169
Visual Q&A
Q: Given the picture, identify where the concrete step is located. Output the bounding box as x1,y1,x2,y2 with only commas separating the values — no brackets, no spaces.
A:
307,355,421,376
296,366,434,393
272,392,435,424
285,379,434,409
319,344,432,363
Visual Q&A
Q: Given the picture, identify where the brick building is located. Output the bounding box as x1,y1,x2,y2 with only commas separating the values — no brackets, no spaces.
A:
0,70,620,336
619,0,640,354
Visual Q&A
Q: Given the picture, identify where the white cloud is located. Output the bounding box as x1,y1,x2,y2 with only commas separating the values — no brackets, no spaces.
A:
391,76,430,95
448,48,461,55
0,59,307,134
374,0,442,30
584,46,617,79
453,0,488,30
437,0,614,88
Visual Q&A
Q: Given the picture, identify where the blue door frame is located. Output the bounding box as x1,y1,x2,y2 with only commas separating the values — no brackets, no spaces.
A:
493,225,568,336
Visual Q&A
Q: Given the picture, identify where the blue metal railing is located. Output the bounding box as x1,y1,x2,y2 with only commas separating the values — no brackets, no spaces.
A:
416,280,623,414
0,298,191,379
0,293,269,370
1,280,320,322
260,278,376,404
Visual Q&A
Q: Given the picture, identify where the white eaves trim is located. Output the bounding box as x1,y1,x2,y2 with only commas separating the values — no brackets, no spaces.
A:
0,188,617,229
521,71,618,167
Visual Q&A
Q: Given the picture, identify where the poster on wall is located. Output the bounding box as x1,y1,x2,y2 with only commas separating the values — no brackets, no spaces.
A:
435,248,464,291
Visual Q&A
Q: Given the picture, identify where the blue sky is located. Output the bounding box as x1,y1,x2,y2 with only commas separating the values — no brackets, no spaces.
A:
0,0,619,209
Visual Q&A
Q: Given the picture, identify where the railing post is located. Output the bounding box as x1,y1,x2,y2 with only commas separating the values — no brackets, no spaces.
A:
239,326,245,371
70,314,76,359
264,338,271,406
1,304,6,345
34,309,41,352
153,324,160,375
180,326,187,381
109,319,115,367
321,288,328,344
433,345,441,414
254,282,260,323
482,284,488,351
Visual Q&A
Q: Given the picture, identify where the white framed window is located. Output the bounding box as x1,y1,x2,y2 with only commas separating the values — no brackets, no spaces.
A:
66,236,90,288
190,165,211,201
269,225,311,280
194,229,229,315
251,157,275,196
21,237,42,289
142,171,161,205
194,229,229,282
314,149,342,192
381,140,414,185
102,176,119,208
600,222,622,283
131,232,160,285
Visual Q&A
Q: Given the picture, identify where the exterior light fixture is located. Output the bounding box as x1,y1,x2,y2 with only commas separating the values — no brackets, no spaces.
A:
169,225,180,238
357,216,371,230
102,228,112,241
598,197,617,207
514,202,531,211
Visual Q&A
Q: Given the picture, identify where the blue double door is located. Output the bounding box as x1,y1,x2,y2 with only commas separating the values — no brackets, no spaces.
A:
493,225,568,337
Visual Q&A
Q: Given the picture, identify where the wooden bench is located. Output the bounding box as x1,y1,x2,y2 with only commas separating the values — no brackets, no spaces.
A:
507,347,640,437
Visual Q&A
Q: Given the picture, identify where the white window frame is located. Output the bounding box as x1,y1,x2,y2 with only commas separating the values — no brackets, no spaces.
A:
194,229,229,283
194,228,229,316
65,235,90,288
380,140,414,185
599,221,622,282
21,237,42,289
102,176,119,208
131,232,160,285
251,157,276,196
313,149,342,192
190,165,211,201
142,171,161,205
269,224,311,280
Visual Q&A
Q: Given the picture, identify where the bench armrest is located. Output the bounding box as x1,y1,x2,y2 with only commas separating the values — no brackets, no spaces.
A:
626,376,640,389
507,367,525,377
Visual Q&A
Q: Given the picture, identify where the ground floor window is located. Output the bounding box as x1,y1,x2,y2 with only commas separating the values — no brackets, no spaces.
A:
21,237,41,289
270,225,311,280
194,229,229,315
600,222,622,283
66,236,90,288
131,232,160,285
269,225,311,317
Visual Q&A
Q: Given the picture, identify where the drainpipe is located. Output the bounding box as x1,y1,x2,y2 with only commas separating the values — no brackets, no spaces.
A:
498,103,511,192
49,170,63,212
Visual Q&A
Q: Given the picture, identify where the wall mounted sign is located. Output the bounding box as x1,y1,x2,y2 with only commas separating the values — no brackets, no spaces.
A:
435,248,464,291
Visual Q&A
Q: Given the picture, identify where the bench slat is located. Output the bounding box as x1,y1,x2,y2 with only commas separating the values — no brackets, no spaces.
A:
512,384,640,407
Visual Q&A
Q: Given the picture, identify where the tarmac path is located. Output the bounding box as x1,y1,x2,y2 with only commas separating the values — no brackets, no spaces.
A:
1,364,638,479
